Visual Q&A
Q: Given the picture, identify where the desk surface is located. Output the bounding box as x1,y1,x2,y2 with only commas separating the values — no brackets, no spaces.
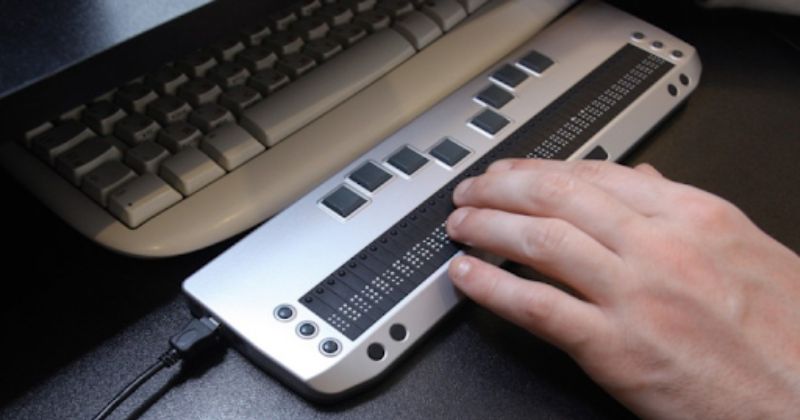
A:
2,2,799,419
0,0,211,100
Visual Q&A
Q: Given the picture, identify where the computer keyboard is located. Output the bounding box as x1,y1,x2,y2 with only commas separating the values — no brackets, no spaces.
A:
0,0,574,257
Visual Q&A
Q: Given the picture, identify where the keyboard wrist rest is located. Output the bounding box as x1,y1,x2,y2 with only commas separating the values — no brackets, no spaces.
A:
0,0,575,257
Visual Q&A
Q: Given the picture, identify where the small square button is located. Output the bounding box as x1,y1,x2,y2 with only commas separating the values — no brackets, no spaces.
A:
350,161,392,192
470,109,509,135
430,139,469,167
476,84,513,109
322,186,366,218
491,64,527,88
518,50,554,74
387,146,428,175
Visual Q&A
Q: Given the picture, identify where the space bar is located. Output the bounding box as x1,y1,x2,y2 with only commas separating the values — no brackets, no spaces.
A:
241,30,416,147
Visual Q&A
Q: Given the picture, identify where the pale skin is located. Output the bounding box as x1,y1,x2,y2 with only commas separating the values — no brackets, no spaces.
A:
445,159,800,419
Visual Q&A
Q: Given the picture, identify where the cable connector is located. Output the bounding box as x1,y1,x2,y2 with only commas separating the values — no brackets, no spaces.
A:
169,316,220,361
92,316,220,420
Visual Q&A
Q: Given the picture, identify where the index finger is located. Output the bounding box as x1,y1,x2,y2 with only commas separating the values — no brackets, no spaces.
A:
486,159,673,217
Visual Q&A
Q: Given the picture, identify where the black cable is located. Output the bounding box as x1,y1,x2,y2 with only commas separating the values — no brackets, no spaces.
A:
92,317,220,420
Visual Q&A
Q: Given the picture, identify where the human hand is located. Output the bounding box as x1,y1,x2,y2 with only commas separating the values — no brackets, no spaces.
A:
445,159,800,419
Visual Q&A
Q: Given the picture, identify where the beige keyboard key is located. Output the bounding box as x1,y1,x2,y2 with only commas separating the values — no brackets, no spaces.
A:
457,0,487,13
158,122,203,153
237,47,278,72
125,142,170,174
114,114,161,146
159,149,225,195
200,124,266,171
31,121,96,164
83,101,127,135
108,173,182,227
147,66,190,95
421,0,467,31
23,121,54,147
176,50,218,77
82,161,137,206
115,83,159,113
209,37,246,62
55,136,122,185
393,11,443,50
241,29,415,146
218,86,263,116
188,104,236,133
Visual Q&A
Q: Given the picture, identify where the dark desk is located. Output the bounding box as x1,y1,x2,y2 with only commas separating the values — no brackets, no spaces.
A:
2,3,798,419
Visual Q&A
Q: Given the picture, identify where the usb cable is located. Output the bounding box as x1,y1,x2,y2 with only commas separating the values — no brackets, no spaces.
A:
92,317,220,420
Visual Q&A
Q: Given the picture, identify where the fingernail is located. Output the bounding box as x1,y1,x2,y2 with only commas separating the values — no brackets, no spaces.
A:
453,178,474,202
450,257,471,281
487,160,513,172
447,207,469,231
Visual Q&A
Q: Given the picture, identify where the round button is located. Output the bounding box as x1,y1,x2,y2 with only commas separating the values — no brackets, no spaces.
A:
668,84,678,97
320,339,341,356
297,322,317,338
652,41,664,49
679,74,690,86
672,49,684,59
389,324,407,341
631,32,645,41
274,305,295,321
367,343,385,361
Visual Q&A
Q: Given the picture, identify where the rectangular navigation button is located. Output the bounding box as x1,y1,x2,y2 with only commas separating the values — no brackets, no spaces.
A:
470,109,509,135
323,186,366,217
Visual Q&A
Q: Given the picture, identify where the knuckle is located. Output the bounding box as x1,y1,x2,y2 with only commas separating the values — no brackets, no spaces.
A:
571,160,608,182
677,190,739,231
521,287,556,324
522,219,569,261
477,272,502,306
527,172,575,208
